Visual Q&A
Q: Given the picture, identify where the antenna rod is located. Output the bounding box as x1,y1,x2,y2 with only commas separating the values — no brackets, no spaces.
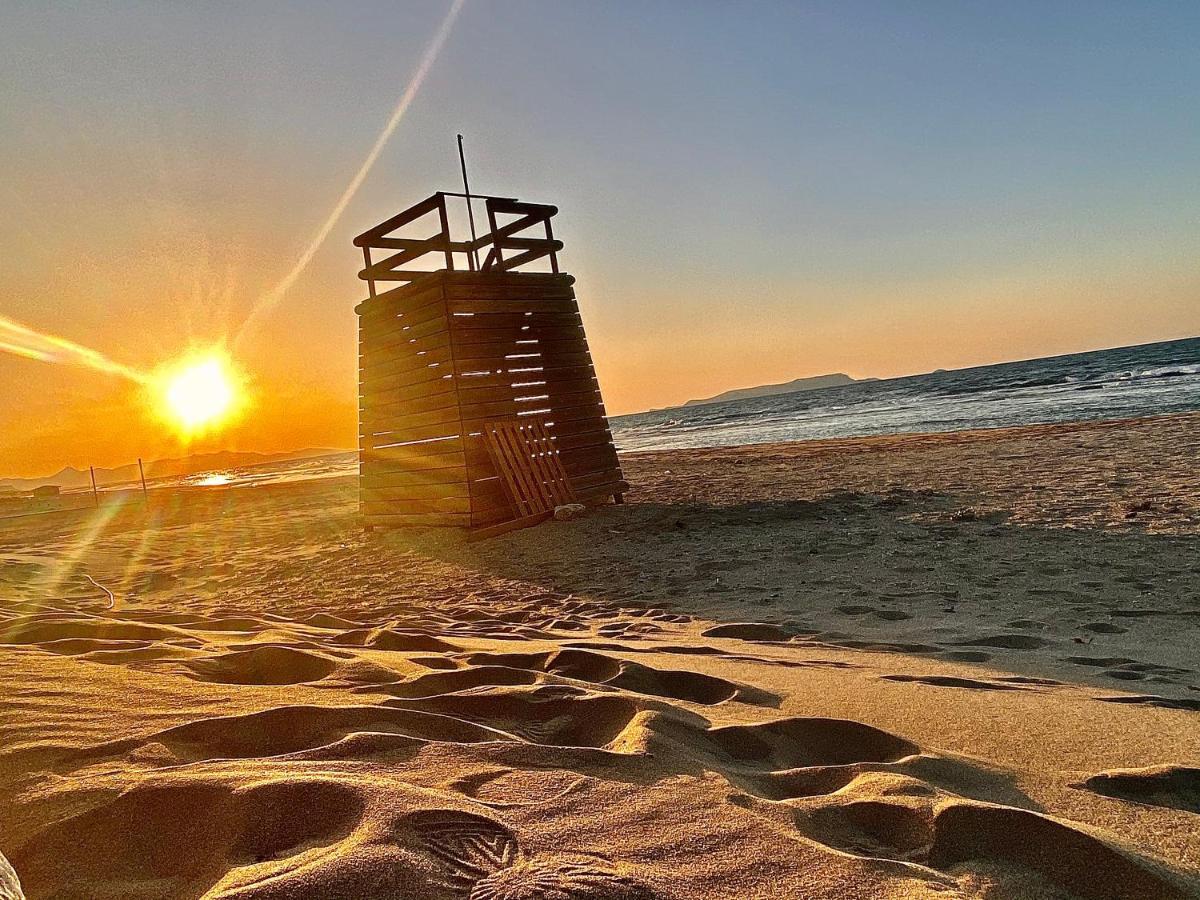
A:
457,134,481,270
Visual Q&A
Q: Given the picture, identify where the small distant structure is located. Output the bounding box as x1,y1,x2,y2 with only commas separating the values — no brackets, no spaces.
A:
31,485,60,498
353,189,626,532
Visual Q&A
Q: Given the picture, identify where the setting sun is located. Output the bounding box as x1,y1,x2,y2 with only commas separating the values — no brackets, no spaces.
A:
156,352,245,437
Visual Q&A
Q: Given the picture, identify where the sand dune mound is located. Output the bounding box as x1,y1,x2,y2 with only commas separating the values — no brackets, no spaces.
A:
334,626,460,653
703,717,919,771
789,774,1194,899
183,616,269,633
0,615,187,645
168,645,338,685
460,648,770,706
929,802,1192,899
367,665,541,699
387,686,645,749
88,703,515,766
1076,765,1200,813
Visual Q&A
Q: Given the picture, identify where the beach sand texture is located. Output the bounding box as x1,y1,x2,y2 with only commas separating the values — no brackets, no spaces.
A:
0,413,1197,898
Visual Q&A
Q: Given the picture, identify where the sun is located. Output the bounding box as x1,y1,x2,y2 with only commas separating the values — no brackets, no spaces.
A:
155,351,245,437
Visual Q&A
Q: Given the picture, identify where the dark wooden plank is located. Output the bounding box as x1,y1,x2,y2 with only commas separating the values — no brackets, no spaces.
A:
354,193,442,247
361,495,471,515
552,429,617,453
357,487,470,508
359,314,449,355
360,357,455,393
356,282,446,321
357,385,461,421
450,323,587,349
451,351,593,373
442,281,574,300
447,297,579,316
360,467,468,490
451,369,599,397
448,343,590,369
360,444,465,469
359,332,453,374
359,308,447,347
450,311,582,331
545,401,608,425
359,375,457,408
359,404,462,434
363,421,464,449
455,396,554,422
548,416,613,439
559,445,621,474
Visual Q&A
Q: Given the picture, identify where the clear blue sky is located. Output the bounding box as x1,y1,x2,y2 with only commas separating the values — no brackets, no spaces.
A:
1,1,1198,471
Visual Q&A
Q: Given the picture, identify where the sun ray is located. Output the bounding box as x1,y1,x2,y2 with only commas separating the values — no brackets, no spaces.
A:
234,0,467,345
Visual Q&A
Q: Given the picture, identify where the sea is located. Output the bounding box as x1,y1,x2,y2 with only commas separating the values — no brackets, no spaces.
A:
609,336,1200,453
99,336,1200,494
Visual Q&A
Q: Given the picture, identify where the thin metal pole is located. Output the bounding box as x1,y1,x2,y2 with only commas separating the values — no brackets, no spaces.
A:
89,466,99,507
138,457,148,502
457,133,481,271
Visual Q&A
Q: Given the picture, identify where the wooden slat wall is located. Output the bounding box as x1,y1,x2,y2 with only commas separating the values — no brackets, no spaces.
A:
357,270,626,529
443,271,625,526
357,278,469,527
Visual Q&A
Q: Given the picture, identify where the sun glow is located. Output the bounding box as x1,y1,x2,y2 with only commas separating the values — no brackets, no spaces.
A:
155,351,245,437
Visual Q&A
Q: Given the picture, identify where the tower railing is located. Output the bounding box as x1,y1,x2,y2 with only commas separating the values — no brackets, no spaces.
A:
353,192,561,298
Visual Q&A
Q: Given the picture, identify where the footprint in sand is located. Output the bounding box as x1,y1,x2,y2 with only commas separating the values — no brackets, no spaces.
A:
1082,622,1128,634
1095,694,1200,712
404,809,655,899
797,795,1193,900
0,852,21,900
1074,765,1200,814
939,650,992,663
699,622,793,642
879,674,1031,692
949,634,1051,650
7,779,365,896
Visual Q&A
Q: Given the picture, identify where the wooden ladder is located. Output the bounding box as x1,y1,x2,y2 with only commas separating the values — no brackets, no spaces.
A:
476,419,576,537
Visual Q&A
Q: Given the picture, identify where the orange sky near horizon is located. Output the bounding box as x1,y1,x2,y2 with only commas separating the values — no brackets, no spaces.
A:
2,2,1198,478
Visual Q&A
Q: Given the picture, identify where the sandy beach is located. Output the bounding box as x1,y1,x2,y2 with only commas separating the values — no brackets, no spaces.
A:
1,413,1197,899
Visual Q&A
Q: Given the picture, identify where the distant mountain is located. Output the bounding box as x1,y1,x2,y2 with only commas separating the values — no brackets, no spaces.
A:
0,447,345,493
683,373,860,407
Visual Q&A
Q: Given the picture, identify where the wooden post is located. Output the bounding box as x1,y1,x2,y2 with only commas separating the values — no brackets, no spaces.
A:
138,458,148,501
436,194,455,272
457,134,481,271
89,466,99,507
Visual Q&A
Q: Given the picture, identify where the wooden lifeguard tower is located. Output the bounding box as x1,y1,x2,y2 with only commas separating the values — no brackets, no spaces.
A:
354,190,626,532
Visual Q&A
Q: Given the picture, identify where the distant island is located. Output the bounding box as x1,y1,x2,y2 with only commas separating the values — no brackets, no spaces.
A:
682,373,861,408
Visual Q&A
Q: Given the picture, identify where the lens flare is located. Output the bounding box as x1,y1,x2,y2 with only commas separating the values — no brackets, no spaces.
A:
234,0,467,345
154,351,246,438
0,314,149,382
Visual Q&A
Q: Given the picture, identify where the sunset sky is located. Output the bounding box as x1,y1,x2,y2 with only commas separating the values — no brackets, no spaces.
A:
2,1,1198,476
